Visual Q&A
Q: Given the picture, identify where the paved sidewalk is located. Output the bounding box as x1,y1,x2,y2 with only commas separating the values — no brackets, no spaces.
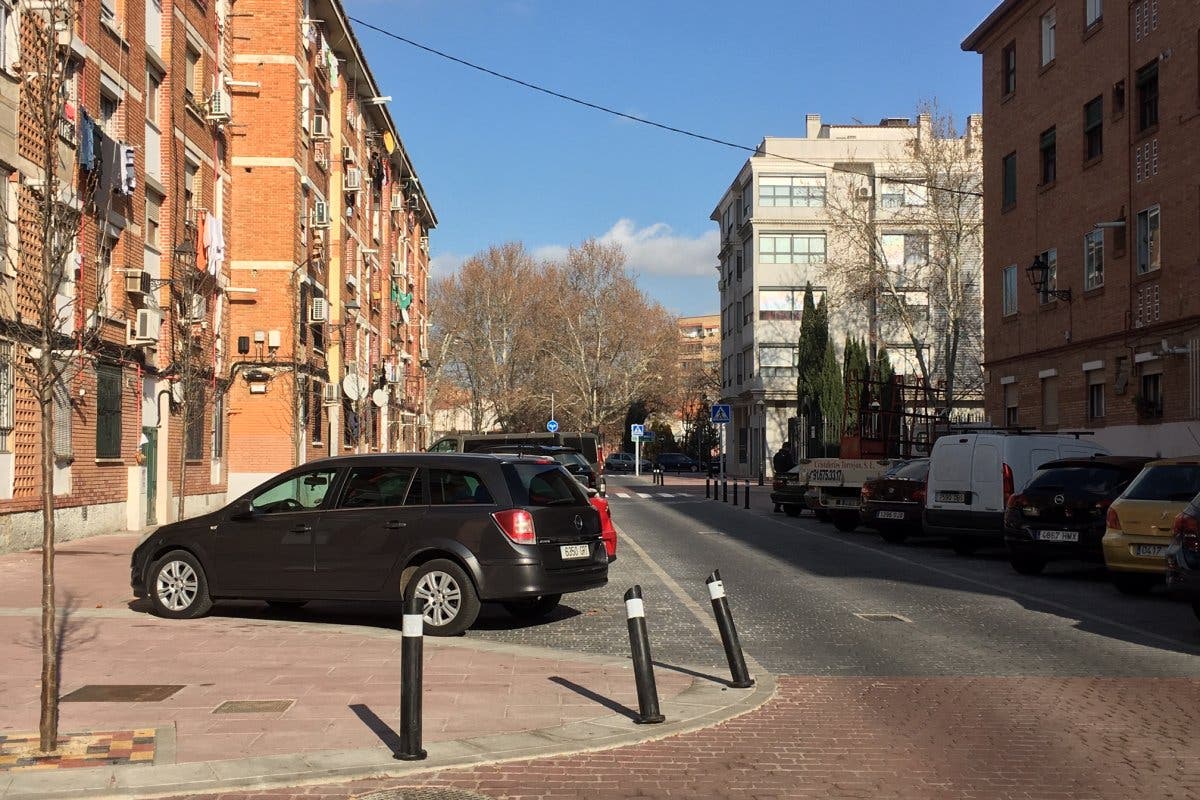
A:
0,536,770,799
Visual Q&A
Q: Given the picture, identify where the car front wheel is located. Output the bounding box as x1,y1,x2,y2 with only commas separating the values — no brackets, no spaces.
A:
148,551,213,619
408,559,480,636
502,594,562,619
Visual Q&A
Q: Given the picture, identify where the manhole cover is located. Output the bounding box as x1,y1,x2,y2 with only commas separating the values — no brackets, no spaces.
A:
212,699,294,714
62,685,185,703
853,613,911,623
354,791,495,800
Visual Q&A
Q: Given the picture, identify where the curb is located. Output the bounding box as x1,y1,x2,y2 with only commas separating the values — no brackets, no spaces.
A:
1,654,775,800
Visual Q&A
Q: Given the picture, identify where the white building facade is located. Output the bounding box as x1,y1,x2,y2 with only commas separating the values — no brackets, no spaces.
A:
711,114,984,478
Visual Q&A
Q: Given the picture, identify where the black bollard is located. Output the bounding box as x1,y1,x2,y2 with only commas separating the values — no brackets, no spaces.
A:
395,596,428,760
624,586,666,724
723,479,728,503
733,480,738,505
758,471,765,487
705,570,754,688
705,477,711,498
744,480,750,509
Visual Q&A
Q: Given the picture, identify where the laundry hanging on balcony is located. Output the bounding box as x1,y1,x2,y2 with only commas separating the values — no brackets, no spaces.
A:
120,143,136,195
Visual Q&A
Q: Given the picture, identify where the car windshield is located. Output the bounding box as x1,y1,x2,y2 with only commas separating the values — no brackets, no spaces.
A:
1122,464,1200,502
506,463,589,507
1026,466,1133,496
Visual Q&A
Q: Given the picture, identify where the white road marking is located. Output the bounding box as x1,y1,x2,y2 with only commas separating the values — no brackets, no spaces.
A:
614,493,631,498
657,493,675,498
636,493,652,499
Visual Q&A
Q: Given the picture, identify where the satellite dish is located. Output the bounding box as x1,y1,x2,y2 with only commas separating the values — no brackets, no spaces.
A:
342,373,368,401
371,388,387,408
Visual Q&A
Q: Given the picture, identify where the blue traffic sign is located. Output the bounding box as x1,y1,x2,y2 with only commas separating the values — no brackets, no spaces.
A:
630,423,645,438
711,404,732,424
546,419,559,433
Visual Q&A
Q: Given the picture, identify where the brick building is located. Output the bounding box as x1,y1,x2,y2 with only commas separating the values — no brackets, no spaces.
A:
0,0,233,552
225,0,435,496
964,0,1200,455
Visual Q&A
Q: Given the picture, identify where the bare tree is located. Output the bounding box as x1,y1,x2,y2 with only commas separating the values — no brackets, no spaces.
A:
0,0,118,752
823,102,984,415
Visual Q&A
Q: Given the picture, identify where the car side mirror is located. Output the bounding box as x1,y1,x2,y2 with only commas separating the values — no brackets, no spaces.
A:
229,498,255,520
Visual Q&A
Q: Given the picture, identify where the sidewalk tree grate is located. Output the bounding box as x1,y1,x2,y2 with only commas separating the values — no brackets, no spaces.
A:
61,684,185,703
354,790,496,800
212,699,294,714
853,613,912,623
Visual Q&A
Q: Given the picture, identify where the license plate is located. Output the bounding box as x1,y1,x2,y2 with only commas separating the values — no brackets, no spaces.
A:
936,491,965,503
1134,544,1167,557
830,497,857,507
1036,530,1079,543
877,510,906,520
560,544,590,560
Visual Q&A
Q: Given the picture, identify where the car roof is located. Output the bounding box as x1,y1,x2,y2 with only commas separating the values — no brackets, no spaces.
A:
1039,455,1155,470
477,444,581,454
299,452,515,468
1145,455,1200,466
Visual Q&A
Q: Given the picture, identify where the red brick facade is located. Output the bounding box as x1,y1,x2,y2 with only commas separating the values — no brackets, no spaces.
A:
965,0,1200,455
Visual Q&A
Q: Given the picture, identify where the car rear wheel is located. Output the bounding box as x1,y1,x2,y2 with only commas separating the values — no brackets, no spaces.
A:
408,559,480,636
148,551,213,619
833,512,858,533
1111,572,1158,595
783,505,801,517
1009,554,1046,575
879,525,908,544
502,594,562,619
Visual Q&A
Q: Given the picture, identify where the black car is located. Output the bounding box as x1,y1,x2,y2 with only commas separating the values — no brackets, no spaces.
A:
771,465,808,516
1003,456,1152,575
861,459,929,543
655,452,699,473
130,454,607,636
1165,492,1200,622
475,444,598,490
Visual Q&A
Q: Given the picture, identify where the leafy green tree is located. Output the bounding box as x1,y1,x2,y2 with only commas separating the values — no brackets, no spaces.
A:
815,338,844,456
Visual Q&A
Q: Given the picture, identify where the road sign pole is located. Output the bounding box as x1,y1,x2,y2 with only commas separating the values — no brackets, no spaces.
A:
635,438,640,477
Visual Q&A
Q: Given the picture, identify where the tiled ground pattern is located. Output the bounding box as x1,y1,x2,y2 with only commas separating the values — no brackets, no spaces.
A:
0,728,155,770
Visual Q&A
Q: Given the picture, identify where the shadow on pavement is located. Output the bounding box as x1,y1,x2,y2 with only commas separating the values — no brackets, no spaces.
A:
349,703,402,756
548,676,638,721
651,659,731,686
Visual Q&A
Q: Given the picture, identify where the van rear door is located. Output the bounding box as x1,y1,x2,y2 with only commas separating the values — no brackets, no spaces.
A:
929,436,975,508
971,442,1002,511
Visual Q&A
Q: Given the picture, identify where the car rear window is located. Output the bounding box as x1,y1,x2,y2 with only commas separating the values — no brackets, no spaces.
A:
1122,464,1200,502
554,452,590,472
1026,466,1133,496
893,460,930,480
506,463,589,507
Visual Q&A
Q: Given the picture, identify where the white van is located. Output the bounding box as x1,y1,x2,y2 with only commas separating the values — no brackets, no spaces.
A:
924,432,1110,555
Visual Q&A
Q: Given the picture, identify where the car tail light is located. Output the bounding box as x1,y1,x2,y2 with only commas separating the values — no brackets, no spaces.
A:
773,479,786,490
912,486,926,504
1172,511,1200,550
1106,505,1122,531
1002,463,1014,507
492,509,536,544
861,483,875,500
1007,493,1026,510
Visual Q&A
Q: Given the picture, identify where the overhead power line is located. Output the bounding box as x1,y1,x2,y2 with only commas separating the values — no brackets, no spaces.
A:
348,16,983,199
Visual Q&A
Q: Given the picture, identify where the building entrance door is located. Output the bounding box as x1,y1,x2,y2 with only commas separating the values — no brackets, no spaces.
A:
143,427,157,526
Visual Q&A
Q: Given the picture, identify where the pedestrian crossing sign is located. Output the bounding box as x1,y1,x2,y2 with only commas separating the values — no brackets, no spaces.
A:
631,423,645,438
710,404,732,425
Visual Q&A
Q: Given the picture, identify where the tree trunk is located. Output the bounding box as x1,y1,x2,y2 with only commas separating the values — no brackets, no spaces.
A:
38,389,59,753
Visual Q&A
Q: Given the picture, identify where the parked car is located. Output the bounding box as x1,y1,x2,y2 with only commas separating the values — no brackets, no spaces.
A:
861,458,930,543
1165,492,1200,621
604,452,640,472
429,431,601,478
1003,456,1152,575
1103,456,1200,594
924,432,1110,555
771,465,807,516
130,454,608,635
476,444,598,490
655,452,699,473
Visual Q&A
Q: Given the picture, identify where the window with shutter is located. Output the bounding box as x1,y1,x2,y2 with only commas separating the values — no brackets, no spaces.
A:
53,368,71,459
211,394,224,459
311,381,324,444
186,384,205,460
95,365,122,458
0,341,12,453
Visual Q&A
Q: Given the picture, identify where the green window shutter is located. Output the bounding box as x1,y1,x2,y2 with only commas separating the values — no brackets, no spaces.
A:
95,365,122,458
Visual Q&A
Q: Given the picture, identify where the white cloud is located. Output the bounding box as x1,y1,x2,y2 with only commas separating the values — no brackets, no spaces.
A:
537,219,719,277
430,251,467,275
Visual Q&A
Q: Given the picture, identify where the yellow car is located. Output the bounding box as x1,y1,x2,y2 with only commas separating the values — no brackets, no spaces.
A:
1103,457,1200,594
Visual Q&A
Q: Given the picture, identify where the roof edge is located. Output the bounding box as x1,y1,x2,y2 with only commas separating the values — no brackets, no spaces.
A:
962,0,1023,52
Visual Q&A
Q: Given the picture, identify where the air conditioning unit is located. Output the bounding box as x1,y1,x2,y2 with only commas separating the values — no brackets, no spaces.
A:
186,294,207,322
390,260,404,278
390,193,405,211
131,308,160,343
311,112,330,139
311,199,330,228
344,167,362,192
124,269,149,294
856,187,872,200
322,383,340,404
309,297,327,322
207,88,232,122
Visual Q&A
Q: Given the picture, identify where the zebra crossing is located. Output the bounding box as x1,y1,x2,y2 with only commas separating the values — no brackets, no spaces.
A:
610,491,688,500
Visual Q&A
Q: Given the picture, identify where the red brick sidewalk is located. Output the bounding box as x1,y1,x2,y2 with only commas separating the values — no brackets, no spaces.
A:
161,675,1200,800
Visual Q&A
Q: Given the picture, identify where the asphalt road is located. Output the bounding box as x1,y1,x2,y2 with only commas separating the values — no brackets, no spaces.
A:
476,474,1200,678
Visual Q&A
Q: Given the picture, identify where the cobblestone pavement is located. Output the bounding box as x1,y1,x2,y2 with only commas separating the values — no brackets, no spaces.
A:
161,674,1200,800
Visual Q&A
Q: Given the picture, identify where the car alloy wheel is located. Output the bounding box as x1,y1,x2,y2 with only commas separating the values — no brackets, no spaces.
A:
156,559,199,612
414,569,463,627
407,558,481,636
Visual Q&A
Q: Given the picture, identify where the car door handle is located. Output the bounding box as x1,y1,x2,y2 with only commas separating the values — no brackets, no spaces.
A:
385,521,407,530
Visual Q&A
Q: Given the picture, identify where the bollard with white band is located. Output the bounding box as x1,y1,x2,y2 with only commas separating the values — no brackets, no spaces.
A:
623,585,665,724
395,596,428,760
705,569,753,688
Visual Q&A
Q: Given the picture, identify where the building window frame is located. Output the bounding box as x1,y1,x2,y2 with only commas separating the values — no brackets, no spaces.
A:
1001,152,1017,209
1039,127,1056,185
1087,374,1105,420
1001,264,1018,316
1004,383,1018,427
1084,229,1104,289
0,341,11,452
1086,0,1103,28
1040,8,1056,66
1136,60,1159,132
1001,40,1017,96
1136,204,1160,275
1084,96,1103,161
95,364,122,459
758,232,826,265
758,175,826,208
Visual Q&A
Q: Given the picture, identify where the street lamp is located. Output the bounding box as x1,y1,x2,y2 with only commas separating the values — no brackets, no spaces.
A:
1026,254,1072,302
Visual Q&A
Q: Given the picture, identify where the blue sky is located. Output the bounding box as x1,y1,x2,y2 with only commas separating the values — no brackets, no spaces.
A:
347,0,998,316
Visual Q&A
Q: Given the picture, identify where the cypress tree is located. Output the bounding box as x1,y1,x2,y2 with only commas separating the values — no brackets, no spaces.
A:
795,282,823,418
